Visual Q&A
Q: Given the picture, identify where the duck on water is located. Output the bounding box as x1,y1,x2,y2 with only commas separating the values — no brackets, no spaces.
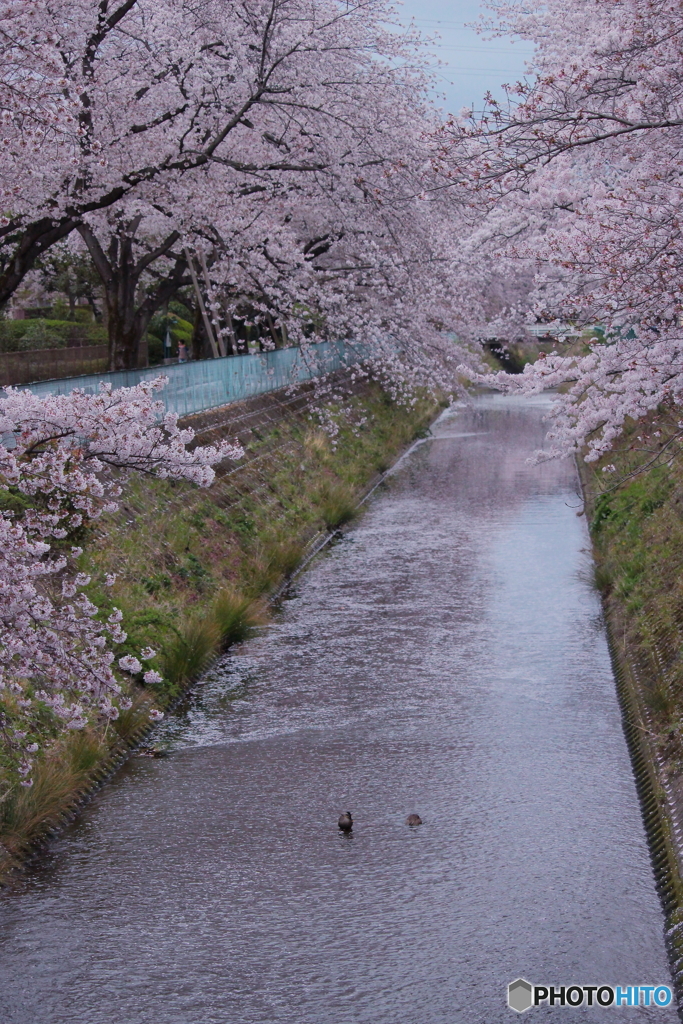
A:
337,812,423,830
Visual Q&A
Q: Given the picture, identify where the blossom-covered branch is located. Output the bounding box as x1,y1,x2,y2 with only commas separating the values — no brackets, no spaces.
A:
0,379,242,786
443,0,683,458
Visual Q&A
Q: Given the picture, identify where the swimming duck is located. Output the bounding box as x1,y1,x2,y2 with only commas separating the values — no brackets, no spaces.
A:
406,814,423,826
338,811,353,832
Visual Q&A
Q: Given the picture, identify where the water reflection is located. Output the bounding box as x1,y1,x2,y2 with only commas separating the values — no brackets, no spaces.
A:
0,394,674,1023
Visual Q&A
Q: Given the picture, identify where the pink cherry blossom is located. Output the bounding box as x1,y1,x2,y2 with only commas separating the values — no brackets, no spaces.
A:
0,378,242,782
444,0,683,457
118,656,142,675
0,0,482,389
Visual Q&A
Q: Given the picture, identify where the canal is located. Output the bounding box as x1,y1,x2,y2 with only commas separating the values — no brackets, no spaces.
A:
0,393,676,1022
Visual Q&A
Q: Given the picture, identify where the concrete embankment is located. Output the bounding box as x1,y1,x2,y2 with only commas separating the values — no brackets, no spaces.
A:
580,414,683,1013
0,373,442,884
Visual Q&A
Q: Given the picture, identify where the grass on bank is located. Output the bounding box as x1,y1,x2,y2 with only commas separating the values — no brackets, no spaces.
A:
0,383,441,880
76,386,439,698
582,406,683,765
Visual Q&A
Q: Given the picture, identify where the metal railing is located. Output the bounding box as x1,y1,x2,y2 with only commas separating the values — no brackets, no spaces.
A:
9,340,365,417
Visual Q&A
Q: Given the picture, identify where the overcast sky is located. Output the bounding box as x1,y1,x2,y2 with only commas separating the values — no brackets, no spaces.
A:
394,0,534,117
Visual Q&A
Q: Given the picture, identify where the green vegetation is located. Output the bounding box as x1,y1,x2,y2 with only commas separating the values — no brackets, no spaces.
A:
75,383,440,707
146,300,194,364
0,317,106,352
317,480,358,529
583,408,683,764
0,382,441,881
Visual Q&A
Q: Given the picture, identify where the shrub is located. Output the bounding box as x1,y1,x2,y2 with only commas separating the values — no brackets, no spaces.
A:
0,319,107,353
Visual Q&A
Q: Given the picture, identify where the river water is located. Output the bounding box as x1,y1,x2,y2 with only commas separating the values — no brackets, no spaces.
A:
0,394,677,1023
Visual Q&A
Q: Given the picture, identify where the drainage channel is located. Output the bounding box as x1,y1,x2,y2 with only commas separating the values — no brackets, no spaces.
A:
0,392,675,1023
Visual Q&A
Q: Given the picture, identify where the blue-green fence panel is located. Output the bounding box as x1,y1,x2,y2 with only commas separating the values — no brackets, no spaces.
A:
9,341,365,417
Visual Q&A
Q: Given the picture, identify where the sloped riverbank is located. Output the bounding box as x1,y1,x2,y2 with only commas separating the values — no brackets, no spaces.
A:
580,411,683,1005
0,376,442,884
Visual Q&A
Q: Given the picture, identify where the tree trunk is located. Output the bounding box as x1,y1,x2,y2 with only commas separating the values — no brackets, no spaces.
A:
266,312,280,349
106,303,147,370
191,303,204,360
78,221,188,370
103,233,143,370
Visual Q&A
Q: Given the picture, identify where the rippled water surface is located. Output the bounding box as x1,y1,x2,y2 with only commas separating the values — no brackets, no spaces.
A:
0,394,676,1022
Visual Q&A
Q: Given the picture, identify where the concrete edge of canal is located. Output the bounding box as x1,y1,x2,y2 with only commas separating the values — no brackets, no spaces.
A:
578,454,683,1020
603,621,683,1018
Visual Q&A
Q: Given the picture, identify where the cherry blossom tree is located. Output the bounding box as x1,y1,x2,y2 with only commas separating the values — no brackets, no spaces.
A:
37,245,103,321
186,155,483,393
0,379,242,786
441,0,683,459
77,212,192,369
0,0,486,392
0,0,430,312
60,0,468,372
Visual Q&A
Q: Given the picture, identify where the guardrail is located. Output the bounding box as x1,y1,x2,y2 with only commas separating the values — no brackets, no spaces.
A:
7,340,365,418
